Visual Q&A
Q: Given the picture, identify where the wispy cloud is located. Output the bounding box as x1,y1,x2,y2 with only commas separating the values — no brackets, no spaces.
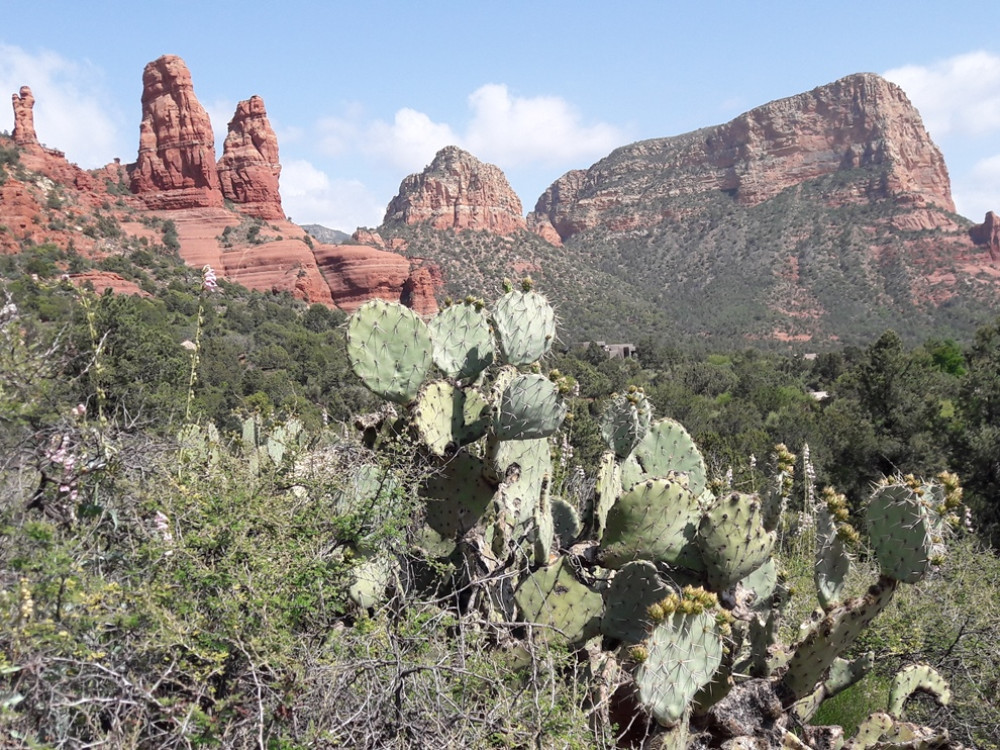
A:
884,51,1000,138
318,83,626,177
0,44,126,167
954,153,1000,221
280,159,385,231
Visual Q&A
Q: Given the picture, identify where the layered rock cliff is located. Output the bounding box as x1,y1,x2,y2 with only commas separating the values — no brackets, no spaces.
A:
129,55,224,210
384,146,526,235
528,73,955,243
216,96,284,220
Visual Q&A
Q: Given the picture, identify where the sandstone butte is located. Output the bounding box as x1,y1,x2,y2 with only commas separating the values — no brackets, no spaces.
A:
527,73,961,243
0,55,440,315
383,145,527,235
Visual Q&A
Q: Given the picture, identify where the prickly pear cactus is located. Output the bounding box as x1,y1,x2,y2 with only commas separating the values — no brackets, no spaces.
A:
600,387,653,458
633,588,727,727
428,299,494,381
346,299,432,404
490,286,556,366
866,483,933,584
514,557,603,644
599,475,704,571
494,373,567,441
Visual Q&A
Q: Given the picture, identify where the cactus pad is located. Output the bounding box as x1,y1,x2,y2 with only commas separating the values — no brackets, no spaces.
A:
815,501,850,610
635,609,725,727
630,418,707,496
600,391,653,458
422,451,495,538
429,301,494,381
494,373,567,440
866,485,933,584
514,557,603,643
601,560,670,644
412,381,490,456
783,576,898,700
698,492,776,590
593,451,623,541
599,476,704,571
347,299,433,404
491,289,556,365
887,664,951,719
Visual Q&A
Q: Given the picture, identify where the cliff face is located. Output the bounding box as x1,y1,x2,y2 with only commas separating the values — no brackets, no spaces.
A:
216,96,284,220
128,55,224,210
383,146,526,235
528,74,955,243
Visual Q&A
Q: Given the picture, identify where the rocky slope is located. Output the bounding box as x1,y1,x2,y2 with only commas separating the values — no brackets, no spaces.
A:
527,74,956,243
384,146,526,235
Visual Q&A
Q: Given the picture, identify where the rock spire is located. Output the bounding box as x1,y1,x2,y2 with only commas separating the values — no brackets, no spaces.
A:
11,86,38,146
129,54,223,209
217,95,284,220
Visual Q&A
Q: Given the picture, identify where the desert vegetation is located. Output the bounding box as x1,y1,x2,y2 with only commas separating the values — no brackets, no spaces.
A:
1,248,999,748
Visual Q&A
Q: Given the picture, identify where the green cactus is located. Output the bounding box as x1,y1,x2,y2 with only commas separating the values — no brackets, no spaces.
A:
697,492,776,590
627,418,707,496
815,488,852,610
600,388,653,458
428,300,494,381
633,589,726,727
490,288,556,366
866,484,933,584
887,664,951,719
346,299,433,404
347,546,396,609
338,285,965,744
551,496,582,549
421,451,495,539
411,380,490,457
601,560,670,645
591,450,622,541
494,373,567,441
599,475,704,571
514,557,603,644
783,576,898,700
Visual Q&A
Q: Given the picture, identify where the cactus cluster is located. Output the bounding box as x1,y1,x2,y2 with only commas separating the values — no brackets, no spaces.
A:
342,285,963,745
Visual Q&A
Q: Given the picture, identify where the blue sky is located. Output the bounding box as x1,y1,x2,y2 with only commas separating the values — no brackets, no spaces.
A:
2,1,998,232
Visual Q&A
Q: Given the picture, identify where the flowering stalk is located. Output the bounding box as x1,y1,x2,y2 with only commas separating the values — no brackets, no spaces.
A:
185,266,218,423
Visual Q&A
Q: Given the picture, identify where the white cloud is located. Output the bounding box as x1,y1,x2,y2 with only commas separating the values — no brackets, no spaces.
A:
364,108,458,170
464,84,624,166
0,44,126,167
953,153,1000,220
316,84,625,177
281,159,385,231
884,51,1000,137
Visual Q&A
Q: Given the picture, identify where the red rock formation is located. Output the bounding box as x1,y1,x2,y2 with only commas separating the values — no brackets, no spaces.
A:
529,74,955,243
0,178,43,251
970,211,1000,261
312,243,441,315
129,55,223,210
216,96,284,220
384,146,526,235
69,272,152,298
11,86,38,146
